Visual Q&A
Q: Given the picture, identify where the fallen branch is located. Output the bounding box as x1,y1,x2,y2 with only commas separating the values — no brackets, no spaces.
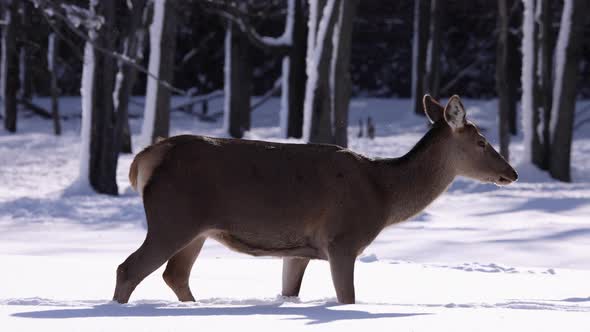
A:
18,99,51,119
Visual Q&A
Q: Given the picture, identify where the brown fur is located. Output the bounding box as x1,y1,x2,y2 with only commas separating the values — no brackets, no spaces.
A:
114,95,518,305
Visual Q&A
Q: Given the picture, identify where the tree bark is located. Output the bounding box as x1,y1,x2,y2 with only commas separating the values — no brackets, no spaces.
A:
48,33,61,136
496,0,510,160
2,1,20,133
151,0,177,141
88,0,118,195
331,0,357,147
224,22,252,138
549,0,586,182
411,0,430,115
306,0,339,144
284,0,306,138
424,0,441,99
531,0,552,169
506,0,520,135
114,0,148,153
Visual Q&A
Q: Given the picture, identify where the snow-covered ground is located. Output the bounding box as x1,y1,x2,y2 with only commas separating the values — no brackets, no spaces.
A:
1,97,590,331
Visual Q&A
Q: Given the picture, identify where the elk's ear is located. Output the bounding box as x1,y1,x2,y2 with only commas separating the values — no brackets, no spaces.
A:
423,94,444,123
444,95,466,130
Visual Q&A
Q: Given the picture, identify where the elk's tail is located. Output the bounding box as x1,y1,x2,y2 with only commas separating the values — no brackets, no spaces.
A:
129,138,172,196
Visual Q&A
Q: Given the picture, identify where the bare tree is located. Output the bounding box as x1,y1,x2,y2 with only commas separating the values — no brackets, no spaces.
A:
1,0,20,132
223,21,252,138
424,0,441,99
330,0,357,147
48,33,61,135
114,0,148,153
140,0,177,146
549,0,586,182
86,0,119,195
496,0,510,159
411,0,430,115
303,0,338,144
280,0,307,139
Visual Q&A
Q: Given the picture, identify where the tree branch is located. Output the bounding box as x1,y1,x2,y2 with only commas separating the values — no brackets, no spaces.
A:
32,0,187,95
201,0,291,54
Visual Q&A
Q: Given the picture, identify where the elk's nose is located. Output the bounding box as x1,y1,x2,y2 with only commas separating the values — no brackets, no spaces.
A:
508,168,518,181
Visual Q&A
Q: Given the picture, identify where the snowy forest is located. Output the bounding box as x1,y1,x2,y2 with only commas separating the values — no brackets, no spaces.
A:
2,0,590,331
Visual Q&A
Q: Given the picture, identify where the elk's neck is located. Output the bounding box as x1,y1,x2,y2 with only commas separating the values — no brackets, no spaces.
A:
375,124,456,226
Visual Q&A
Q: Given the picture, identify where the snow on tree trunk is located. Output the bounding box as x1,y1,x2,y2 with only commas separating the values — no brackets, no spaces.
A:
77,41,95,189
302,0,338,143
520,0,536,164
140,0,166,148
279,56,290,137
532,0,552,170
549,0,573,140
223,24,232,135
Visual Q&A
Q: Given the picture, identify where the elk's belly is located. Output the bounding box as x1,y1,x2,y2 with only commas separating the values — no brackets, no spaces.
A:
206,229,325,259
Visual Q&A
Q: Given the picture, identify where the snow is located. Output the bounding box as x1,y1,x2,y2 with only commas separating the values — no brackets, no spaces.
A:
2,97,590,330
222,24,232,135
520,0,535,163
139,0,166,148
303,0,337,142
260,0,294,47
549,0,573,142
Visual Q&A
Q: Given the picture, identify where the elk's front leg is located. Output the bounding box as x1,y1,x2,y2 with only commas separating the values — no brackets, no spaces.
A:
281,257,310,297
327,246,356,304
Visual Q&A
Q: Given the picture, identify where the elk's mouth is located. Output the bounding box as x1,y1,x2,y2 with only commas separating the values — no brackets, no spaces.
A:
493,169,518,186
495,176,512,186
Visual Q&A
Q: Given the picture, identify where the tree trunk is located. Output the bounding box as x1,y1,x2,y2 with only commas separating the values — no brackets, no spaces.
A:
331,0,357,147
88,0,118,195
140,0,176,145
304,0,339,144
506,0,520,135
2,1,20,133
549,0,586,182
496,0,510,160
224,22,252,138
283,0,306,138
532,0,552,169
114,0,148,153
411,0,430,115
19,1,33,102
48,33,61,136
520,0,538,164
424,0,441,99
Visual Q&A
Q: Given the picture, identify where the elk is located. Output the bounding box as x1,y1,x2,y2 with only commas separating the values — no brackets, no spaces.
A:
113,95,518,304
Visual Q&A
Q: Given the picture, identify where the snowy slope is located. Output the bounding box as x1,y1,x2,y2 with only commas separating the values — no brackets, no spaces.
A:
1,97,590,331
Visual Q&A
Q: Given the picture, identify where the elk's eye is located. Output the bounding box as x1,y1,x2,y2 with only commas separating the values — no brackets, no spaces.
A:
477,140,486,148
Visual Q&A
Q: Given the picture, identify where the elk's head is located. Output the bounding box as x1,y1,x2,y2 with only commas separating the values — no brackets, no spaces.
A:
423,94,518,186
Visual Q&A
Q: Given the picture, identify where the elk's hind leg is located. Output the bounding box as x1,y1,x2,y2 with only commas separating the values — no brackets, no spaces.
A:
113,232,196,304
281,257,310,297
163,236,206,301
